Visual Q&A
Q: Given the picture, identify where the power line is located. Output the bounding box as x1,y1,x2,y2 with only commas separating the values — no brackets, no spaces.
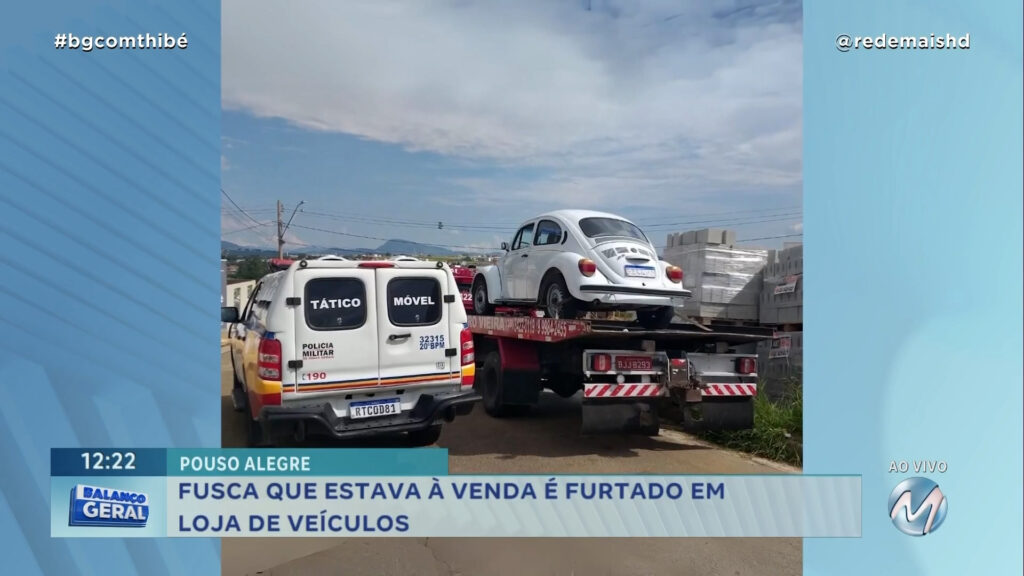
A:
300,210,514,231
642,212,802,230
636,205,802,225
223,203,800,249
223,221,273,235
736,233,803,242
221,208,277,214
297,208,800,233
255,205,803,230
220,188,265,226
289,223,498,252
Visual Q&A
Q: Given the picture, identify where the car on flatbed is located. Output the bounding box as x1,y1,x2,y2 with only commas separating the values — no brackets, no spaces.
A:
471,210,689,329
221,258,479,446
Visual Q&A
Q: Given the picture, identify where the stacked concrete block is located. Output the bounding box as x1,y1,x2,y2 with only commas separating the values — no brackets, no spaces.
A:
665,230,698,248
759,244,803,325
663,228,767,322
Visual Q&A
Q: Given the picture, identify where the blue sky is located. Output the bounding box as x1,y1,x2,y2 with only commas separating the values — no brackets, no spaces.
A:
221,0,803,253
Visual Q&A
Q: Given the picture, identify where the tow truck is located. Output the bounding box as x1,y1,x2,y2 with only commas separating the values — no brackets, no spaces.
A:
458,276,773,435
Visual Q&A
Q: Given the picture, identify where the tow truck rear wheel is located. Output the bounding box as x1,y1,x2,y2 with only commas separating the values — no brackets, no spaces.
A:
636,306,675,329
480,351,508,417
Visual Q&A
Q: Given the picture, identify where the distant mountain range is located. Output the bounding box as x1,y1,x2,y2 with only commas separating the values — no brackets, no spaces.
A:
221,239,465,258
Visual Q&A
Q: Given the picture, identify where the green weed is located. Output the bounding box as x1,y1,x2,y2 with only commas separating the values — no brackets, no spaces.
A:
701,379,803,466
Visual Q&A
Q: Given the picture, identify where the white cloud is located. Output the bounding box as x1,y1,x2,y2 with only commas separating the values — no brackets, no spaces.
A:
223,0,802,208
790,222,803,232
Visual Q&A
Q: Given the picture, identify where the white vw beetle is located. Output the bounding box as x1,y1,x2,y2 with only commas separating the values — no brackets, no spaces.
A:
471,209,690,328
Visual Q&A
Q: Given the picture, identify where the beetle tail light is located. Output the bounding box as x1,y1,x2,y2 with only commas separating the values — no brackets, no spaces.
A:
666,265,683,283
578,258,597,277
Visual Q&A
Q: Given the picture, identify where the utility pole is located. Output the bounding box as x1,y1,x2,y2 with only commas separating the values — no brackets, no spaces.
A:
276,200,284,259
277,200,305,259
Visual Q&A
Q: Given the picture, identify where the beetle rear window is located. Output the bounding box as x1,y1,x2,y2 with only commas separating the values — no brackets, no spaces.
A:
579,217,648,242
388,278,442,326
304,278,367,330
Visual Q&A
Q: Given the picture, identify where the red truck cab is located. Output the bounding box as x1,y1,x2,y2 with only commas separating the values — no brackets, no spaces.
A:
451,265,477,313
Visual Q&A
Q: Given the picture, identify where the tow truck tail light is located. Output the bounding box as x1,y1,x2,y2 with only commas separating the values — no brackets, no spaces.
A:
578,258,597,277
257,337,283,381
736,357,757,375
666,266,684,283
460,327,475,387
591,353,611,372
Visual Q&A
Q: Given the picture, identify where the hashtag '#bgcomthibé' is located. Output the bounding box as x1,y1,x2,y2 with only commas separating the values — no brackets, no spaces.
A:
54,34,67,49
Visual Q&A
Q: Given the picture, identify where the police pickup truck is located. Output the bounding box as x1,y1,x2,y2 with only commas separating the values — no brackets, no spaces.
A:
221,258,480,446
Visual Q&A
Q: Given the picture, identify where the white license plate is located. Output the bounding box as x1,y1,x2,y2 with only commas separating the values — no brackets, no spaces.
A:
349,398,401,419
624,265,656,278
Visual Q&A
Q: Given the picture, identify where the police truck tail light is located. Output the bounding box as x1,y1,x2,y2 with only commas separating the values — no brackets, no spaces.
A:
460,327,475,387
257,337,283,381
666,265,684,283
578,258,597,277
736,357,757,375
591,353,611,372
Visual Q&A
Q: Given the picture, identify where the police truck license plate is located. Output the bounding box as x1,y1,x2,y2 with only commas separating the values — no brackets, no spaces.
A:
615,356,653,371
624,265,656,278
349,398,401,419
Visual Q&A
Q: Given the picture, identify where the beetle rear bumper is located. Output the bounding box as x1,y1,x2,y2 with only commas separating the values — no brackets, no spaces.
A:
575,284,689,307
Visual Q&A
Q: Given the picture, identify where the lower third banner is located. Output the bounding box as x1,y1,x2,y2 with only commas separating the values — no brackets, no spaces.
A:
50,449,861,538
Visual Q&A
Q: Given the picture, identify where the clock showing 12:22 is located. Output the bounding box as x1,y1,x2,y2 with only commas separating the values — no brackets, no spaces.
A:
80,451,137,471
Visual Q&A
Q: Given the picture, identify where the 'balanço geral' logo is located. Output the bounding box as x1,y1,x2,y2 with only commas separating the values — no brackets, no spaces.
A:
888,477,947,536
69,484,149,528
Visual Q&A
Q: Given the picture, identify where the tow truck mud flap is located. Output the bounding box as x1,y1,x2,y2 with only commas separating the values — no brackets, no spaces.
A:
681,397,754,432
581,400,659,435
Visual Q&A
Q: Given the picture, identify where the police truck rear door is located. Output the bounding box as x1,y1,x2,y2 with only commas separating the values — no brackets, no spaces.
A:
292,267,379,397
375,265,458,391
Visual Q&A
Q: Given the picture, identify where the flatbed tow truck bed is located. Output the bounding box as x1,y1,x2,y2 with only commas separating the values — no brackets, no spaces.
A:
466,314,772,435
